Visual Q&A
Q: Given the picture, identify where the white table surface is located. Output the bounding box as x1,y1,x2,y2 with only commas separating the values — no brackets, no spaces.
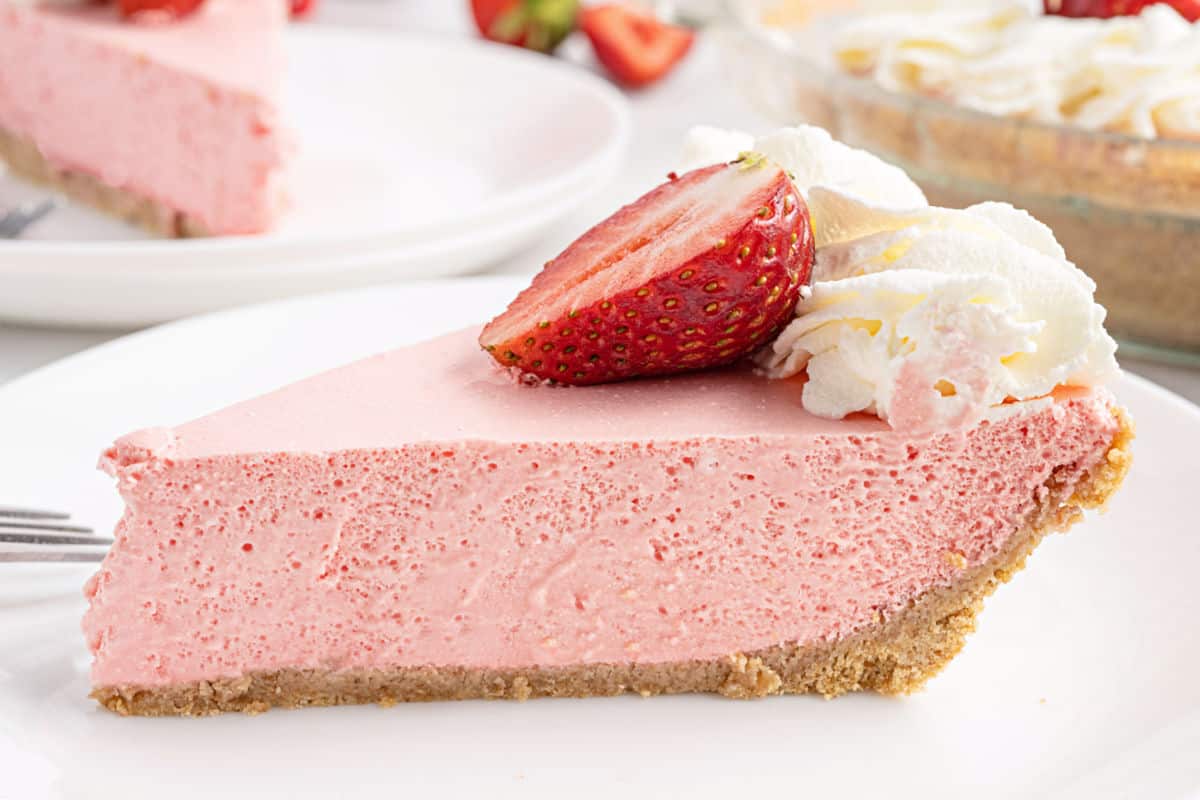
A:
1,0,1198,407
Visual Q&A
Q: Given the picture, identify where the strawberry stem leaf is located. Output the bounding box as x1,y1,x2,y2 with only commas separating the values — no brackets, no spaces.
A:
734,151,769,170
491,0,579,53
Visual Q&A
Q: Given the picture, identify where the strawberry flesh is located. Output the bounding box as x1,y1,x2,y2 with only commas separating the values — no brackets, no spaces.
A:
1044,0,1200,19
581,4,694,89
480,158,814,385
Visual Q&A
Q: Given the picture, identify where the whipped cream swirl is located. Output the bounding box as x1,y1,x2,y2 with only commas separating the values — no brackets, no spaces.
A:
833,1,1200,139
681,125,1119,432
681,124,928,208
759,190,1118,431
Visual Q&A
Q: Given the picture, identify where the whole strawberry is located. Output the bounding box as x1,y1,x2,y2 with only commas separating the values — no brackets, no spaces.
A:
480,155,814,385
470,0,580,54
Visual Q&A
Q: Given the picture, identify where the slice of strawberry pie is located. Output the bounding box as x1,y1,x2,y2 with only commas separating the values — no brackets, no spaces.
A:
84,127,1131,716
0,0,290,236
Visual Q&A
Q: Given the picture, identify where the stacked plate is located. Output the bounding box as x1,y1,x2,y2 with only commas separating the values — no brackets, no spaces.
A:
0,29,630,328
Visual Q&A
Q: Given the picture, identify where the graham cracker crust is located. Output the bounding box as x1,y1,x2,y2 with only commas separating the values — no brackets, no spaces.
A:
0,125,209,238
92,408,1133,717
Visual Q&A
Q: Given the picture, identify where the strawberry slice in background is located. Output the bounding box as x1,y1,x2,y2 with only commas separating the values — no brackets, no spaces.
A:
470,0,580,53
1044,0,1200,20
117,0,205,19
480,156,814,385
289,0,318,20
581,4,695,88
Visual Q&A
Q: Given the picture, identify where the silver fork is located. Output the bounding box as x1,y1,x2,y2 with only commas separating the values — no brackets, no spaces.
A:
0,198,56,239
0,505,111,563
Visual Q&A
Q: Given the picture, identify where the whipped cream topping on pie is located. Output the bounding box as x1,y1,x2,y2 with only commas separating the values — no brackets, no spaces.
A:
832,0,1200,139
680,124,928,208
681,125,1119,432
758,191,1118,432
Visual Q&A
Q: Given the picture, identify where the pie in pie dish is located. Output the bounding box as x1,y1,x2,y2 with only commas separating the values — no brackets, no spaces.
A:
730,0,1200,354
84,126,1133,716
0,0,290,236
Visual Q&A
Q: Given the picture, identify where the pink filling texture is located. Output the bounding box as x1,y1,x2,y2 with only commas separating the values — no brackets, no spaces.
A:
0,0,288,234
84,328,1119,688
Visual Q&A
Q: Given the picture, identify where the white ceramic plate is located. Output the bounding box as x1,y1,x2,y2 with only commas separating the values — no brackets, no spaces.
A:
1,279,1197,800
0,31,629,327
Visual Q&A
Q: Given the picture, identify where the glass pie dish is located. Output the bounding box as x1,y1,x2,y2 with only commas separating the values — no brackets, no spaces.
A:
720,1,1200,363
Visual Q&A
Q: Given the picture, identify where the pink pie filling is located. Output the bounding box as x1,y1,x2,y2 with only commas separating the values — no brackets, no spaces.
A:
84,329,1119,689
0,0,288,234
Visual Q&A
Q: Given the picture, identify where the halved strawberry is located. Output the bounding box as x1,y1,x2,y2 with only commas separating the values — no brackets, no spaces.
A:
480,156,814,385
581,4,694,89
470,0,579,54
117,0,205,19
1044,0,1199,20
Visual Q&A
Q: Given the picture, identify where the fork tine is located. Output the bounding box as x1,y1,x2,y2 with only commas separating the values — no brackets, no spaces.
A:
0,506,70,521
0,550,109,563
0,198,56,238
22,198,56,227
0,209,26,238
0,505,109,563
0,532,113,546
0,520,93,534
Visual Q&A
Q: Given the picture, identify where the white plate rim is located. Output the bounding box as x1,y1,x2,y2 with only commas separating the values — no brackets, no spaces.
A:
0,184,593,283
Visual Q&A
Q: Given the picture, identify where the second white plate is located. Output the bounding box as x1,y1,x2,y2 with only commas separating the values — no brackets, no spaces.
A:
0,29,630,327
